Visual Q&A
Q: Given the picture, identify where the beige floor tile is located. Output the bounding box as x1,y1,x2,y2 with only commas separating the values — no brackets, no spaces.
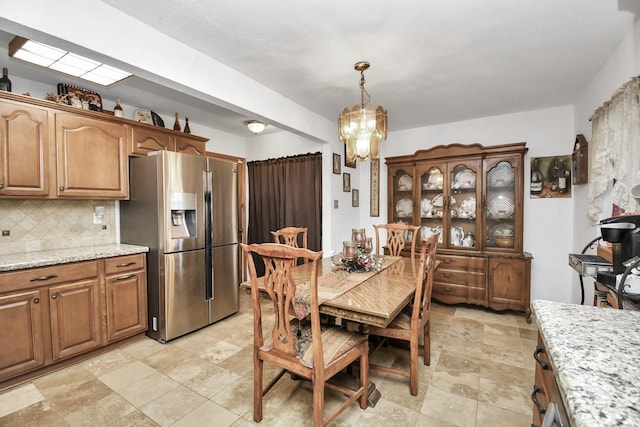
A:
171,400,240,427
0,383,44,418
142,345,212,383
476,401,531,426
120,336,167,360
45,377,114,417
420,385,478,427
140,384,207,427
183,364,244,400
33,363,94,399
63,392,137,426
0,400,68,427
117,371,180,407
107,409,160,426
209,375,254,416
477,377,532,415
98,360,158,392
82,348,137,377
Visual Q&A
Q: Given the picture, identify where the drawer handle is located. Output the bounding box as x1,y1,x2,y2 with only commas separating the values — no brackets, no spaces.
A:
116,262,137,268
442,287,454,293
116,274,135,280
0,183,4,189
441,259,456,265
531,385,546,414
59,186,64,191
30,274,58,282
534,346,549,370
33,297,39,304
52,294,58,299
440,273,455,279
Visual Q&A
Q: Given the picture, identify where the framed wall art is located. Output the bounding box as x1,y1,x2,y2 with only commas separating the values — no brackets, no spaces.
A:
352,189,359,207
530,155,572,199
343,172,351,192
57,83,103,111
370,158,380,216
333,153,341,174
344,145,356,168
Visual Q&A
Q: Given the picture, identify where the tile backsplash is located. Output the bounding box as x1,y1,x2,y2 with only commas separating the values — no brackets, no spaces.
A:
0,199,116,255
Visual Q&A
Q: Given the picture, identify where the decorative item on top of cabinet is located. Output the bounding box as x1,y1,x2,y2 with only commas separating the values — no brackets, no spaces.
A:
385,142,532,320
183,117,191,134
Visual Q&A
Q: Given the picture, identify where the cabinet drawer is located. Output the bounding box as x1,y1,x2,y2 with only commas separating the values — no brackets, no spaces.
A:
432,282,486,301
434,270,486,287
105,254,145,275
437,254,485,272
0,261,99,293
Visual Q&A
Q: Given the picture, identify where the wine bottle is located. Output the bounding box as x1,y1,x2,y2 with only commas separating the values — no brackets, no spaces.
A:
550,158,560,191
173,113,181,131
558,161,569,193
183,117,191,134
530,158,543,195
113,98,123,118
0,68,12,92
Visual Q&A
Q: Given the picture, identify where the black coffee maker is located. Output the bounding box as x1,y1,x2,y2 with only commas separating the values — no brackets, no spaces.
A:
599,215,640,274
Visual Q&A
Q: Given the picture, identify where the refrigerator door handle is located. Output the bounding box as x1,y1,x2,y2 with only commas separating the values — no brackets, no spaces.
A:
204,170,214,301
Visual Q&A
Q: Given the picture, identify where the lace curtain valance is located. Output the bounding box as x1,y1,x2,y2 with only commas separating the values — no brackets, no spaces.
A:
588,76,640,220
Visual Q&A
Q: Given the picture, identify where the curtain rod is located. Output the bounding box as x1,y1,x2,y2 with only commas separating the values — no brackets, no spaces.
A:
589,74,640,122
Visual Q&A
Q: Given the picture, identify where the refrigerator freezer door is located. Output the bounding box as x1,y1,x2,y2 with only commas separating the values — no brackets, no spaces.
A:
211,244,239,322
162,249,209,341
210,158,239,247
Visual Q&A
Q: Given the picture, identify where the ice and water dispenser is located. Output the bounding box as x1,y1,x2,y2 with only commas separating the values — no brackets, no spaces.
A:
170,192,197,239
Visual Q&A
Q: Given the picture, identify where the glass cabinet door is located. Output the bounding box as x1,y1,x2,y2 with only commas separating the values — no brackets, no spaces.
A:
449,160,481,250
390,167,415,225
417,163,445,246
485,159,517,251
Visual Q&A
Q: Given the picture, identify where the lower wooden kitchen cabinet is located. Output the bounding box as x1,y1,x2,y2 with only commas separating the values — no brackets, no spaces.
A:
532,332,569,426
0,253,147,386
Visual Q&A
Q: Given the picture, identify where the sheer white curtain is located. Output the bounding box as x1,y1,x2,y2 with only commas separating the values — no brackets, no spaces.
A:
588,76,640,220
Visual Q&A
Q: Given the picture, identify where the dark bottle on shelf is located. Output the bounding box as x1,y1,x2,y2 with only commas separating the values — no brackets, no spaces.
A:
530,158,543,195
558,160,569,193
549,158,560,191
173,113,181,131
0,68,12,92
184,117,191,134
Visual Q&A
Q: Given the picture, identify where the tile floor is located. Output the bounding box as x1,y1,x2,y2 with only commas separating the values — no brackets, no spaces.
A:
0,291,537,426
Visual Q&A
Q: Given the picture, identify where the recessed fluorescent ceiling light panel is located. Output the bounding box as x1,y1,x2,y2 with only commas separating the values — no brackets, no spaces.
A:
9,36,132,86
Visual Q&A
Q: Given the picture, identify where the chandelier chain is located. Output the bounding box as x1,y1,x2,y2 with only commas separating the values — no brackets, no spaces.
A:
359,70,371,108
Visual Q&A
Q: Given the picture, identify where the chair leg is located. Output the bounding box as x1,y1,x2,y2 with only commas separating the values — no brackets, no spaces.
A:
410,336,418,396
254,355,263,422
313,377,325,427
423,321,431,366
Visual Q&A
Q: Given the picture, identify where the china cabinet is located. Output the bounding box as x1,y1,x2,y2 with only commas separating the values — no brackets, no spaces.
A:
385,143,532,318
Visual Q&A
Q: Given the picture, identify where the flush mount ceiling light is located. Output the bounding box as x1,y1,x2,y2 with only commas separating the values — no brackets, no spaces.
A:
9,36,132,86
244,120,267,134
338,61,387,163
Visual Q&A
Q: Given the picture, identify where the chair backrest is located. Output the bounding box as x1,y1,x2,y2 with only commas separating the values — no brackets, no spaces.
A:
271,227,308,263
241,243,323,363
411,234,438,329
373,223,420,258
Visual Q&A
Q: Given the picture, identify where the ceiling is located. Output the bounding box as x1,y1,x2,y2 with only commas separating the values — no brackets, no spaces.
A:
1,1,637,138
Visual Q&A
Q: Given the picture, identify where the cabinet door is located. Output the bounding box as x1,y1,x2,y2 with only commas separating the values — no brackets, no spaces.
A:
488,257,530,310
129,125,174,157
0,289,45,380
174,136,206,156
105,270,148,342
416,162,445,246
55,113,128,199
49,279,102,360
448,159,482,250
0,102,50,196
484,155,522,252
388,164,415,225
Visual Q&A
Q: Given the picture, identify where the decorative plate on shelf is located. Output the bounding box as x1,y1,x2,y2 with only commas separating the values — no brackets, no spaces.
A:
460,197,476,218
431,194,456,207
133,109,154,125
488,162,515,187
426,170,443,189
453,168,476,189
421,198,433,217
395,198,413,218
397,174,413,191
488,195,515,218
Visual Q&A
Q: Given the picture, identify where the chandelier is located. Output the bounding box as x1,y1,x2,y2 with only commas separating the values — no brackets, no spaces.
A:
338,61,387,163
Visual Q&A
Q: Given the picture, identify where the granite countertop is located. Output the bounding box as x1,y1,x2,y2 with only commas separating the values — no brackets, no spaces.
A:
0,244,149,272
532,300,640,427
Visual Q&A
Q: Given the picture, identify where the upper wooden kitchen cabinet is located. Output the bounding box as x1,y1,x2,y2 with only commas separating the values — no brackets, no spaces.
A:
0,99,51,197
129,122,208,157
386,142,532,319
55,113,128,199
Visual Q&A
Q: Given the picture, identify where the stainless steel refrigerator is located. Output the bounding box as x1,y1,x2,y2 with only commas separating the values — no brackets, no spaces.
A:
120,150,239,342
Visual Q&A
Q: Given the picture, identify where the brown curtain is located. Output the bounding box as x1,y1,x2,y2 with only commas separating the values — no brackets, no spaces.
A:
247,152,322,275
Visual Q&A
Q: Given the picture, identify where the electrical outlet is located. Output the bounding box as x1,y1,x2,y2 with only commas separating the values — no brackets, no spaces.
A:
1,230,9,237
333,200,339,209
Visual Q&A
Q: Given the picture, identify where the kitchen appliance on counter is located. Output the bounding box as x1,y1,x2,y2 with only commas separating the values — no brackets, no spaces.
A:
121,151,239,342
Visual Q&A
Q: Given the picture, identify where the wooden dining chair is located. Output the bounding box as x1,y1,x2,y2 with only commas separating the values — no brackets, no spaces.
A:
241,242,369,426
373,223,420,258
271,226,308,263
367,234,438,396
